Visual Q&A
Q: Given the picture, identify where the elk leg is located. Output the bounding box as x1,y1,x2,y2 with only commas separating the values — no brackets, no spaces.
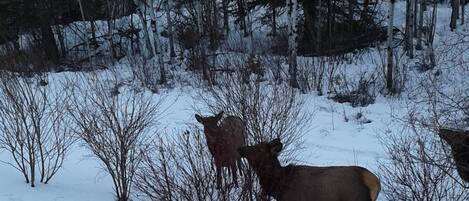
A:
231,164,239,187
216,165,222,189
237,158,243,176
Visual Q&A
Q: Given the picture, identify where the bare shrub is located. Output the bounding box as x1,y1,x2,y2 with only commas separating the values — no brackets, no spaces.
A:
379,126,469,201
68,72,163,201
330,71,378,107
380,31,469,199
127,55,161,93
134,127,263,201
195,57,312,161
0,73,75,187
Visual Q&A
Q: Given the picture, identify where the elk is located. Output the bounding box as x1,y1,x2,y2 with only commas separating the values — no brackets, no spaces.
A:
195,111,246,188
438,128,469,182
238,139,381,201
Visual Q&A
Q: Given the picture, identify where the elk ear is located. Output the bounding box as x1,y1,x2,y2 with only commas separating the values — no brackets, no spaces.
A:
270,138,283,155
215,111,224,121
195,114,203,123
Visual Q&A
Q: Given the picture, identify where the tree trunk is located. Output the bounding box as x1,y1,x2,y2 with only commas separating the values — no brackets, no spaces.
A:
40,23,60,63
413,0,418,36
148,0,166,84
427,0,438,68
450,0,459,31
416,0,425,50
287,0,299,89
461,0,465,24
237,0,248,36
223,0,230,34
196,0,210,83
243,0,253,55
136,8,153,59
166,0,176,63
387,0,395,94
272,6,277,37
90,20,98,48
405,0,414,58
56,25,67,57
316,0,322,52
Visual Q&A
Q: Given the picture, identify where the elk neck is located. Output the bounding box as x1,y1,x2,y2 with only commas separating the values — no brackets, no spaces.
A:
204,125,222,141
251,157,289,198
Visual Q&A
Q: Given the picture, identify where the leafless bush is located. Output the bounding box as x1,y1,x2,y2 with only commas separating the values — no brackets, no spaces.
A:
330,70,378,107
127,55,161,93
134,127,263,201
0,73,75,187
379,126,469,201
68,72,164,201
195,57,312,161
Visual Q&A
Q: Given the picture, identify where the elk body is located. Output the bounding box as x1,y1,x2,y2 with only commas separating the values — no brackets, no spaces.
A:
195,111,246,188
238,139,381,201
438,128,469,182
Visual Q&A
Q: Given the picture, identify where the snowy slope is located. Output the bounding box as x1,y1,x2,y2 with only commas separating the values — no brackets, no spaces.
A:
0,1,467,201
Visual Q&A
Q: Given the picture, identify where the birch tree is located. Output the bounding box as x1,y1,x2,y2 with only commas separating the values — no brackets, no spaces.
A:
287,0,299,89
134,0,153,60
426,0,438,69
148,0,167,84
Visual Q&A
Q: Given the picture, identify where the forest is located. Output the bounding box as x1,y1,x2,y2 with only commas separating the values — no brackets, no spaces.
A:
0,0,468,201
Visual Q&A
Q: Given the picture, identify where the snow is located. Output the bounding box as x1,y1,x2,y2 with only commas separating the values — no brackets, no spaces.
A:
0,77,394,200
0,1,467,201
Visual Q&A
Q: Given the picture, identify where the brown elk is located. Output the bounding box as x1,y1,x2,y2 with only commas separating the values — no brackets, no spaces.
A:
195,111,246,188
438,128,469,182
238,139,381,201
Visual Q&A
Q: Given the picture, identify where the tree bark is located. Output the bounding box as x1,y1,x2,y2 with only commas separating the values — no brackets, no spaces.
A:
416,0,425,50
223,0,230,34
405,0,414,58
40,23,60,63
165,0,176,63
272,6,277,37
287,0,299,89
450,0,459,31
462,0,465,25
387,0,395,94
148,0,166,84
135,8,153,59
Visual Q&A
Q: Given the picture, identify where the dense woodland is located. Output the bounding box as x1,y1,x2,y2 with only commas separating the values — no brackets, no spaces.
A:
0,0,468,201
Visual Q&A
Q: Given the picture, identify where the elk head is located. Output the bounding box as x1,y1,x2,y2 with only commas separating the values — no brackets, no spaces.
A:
438,128,469,182
195,111,224,128
238,138,283,170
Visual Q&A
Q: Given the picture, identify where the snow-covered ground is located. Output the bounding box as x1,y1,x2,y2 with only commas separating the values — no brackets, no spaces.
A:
0,1,467,201
0,80,398,201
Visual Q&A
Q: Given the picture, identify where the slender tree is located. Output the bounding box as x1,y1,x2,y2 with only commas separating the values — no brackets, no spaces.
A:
166,0,176,63
416,0,425,50
450,0,460,31
287,0,299,89
387,0,396,94
461,0,465,25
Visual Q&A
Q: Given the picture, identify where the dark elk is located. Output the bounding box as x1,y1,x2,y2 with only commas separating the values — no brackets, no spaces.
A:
195,111,246,188
438,128,469,182
238,139,381,201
